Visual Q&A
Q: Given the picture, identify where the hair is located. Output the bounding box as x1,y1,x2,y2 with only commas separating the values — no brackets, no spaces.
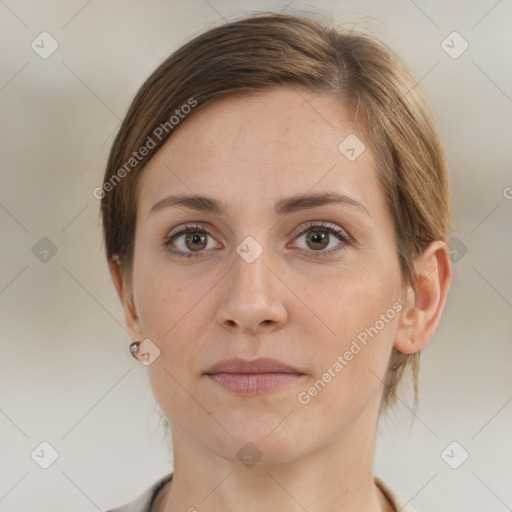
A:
100,11,453,413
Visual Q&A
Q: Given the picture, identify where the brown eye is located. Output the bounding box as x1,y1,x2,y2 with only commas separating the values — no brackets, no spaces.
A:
163,223,221,259
292,221,349,257
185,232,208,251
305,230,330,250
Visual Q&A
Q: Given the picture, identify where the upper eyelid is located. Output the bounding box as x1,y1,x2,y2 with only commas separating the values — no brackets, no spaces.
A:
166,220,346,237
295,220,347,235
165,222,219,239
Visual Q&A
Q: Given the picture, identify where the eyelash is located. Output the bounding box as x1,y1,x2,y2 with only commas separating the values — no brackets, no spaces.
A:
163,221,350,260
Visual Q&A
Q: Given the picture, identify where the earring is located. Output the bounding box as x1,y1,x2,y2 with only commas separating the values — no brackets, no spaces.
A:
129,341,141,359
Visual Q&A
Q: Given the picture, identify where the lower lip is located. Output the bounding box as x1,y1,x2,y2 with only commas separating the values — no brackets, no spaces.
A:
207,372,304,394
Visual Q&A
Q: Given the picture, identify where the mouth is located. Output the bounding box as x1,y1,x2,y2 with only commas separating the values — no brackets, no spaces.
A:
204,357,307,395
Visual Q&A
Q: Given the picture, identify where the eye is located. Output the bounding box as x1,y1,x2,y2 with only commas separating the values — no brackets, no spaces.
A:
163,223,221,259
291,221,350,257
163,221,350,260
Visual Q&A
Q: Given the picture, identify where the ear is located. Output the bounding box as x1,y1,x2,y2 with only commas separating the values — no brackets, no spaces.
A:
394,240,452,354
108,255,143,341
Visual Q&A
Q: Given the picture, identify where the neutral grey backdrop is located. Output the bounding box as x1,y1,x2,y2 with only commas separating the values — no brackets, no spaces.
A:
1,0,511,511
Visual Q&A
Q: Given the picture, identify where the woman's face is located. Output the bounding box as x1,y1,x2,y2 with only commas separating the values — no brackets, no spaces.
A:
128,86,406,463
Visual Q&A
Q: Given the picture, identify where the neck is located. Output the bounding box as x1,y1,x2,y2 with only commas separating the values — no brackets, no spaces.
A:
157,414,394,512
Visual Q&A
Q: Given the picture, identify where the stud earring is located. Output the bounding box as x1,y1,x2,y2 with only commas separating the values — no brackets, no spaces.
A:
129,341,141,358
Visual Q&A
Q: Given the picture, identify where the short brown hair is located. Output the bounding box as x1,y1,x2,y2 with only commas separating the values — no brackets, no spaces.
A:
100,11,453,412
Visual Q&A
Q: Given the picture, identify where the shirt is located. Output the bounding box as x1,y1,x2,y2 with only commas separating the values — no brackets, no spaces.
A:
105,473,418,512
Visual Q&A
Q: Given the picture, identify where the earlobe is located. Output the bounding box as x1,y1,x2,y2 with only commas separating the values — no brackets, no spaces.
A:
394,240,452,355
108,255,143,340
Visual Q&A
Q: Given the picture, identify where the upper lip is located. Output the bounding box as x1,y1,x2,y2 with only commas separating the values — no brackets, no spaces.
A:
204,357,304,375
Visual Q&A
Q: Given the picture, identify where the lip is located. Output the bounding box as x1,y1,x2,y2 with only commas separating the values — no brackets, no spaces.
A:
204,357,306,395
204,357,304,375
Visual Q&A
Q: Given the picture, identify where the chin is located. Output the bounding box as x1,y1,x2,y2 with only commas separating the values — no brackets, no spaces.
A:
217,435,306,468
202,414,306,466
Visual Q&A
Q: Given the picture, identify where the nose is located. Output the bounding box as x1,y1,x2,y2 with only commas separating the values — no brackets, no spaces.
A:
216,240,288,334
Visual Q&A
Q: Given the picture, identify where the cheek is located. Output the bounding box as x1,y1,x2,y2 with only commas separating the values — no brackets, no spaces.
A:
133,239,205,342
137,269,210,427
305,251,400,344
137,276,208,366
131,251,208,386
326,291,397,370
295,290,399,428
301,251,401,398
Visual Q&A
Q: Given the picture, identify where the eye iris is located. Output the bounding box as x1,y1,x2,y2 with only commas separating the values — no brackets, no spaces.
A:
306,230,329,250
185,232,207,251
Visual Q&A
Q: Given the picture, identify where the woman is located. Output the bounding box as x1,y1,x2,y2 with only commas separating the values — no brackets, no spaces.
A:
101,11,452,512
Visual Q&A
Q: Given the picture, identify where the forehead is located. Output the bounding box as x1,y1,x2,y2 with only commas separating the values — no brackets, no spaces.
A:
137,86,380,216
157,87,354,160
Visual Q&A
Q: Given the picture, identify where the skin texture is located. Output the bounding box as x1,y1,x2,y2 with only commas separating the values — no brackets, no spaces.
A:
109,86,451,512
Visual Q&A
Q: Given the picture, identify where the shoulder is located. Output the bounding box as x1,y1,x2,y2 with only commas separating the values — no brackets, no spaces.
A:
105,473,173,512
374,476,419,512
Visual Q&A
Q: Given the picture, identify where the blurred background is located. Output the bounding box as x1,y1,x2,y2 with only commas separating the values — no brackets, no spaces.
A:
1,0,511,510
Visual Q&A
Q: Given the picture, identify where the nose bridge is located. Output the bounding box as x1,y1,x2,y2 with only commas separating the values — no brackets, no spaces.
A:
217,234,287,332
231,235,273,303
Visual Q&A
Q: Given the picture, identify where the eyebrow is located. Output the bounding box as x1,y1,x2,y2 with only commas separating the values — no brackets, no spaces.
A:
148,192,370,218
